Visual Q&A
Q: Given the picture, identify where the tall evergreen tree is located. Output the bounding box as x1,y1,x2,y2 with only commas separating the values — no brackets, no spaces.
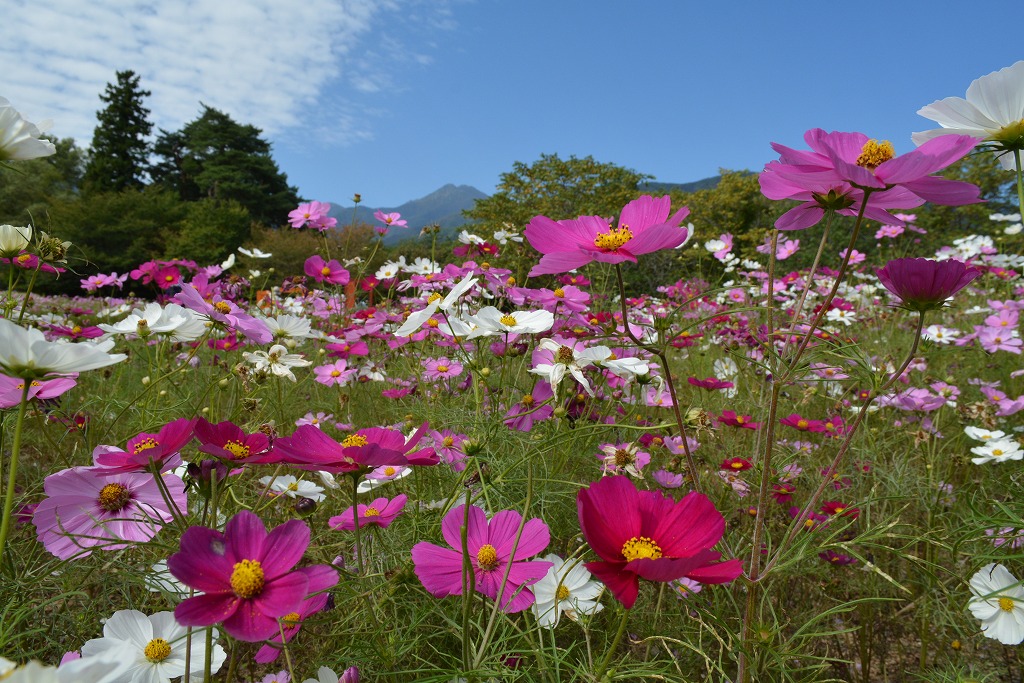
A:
151,105,299,226
83,70,153,192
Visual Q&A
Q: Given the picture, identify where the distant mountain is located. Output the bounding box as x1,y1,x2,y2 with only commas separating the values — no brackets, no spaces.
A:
641,176,722,193
328,184,489,244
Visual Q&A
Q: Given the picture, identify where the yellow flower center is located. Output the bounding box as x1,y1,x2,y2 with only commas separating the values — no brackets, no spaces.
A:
16,254,31,264
230,559,265,599
436,364,449,373
213,301,232,314
856,139,895,169
223,440,251,459
555,585,571,601
621,536,663,562
383,466,396,476
164,275,175,282
282,612,301,628
552,288,565,298
287,482,299,491
736,416,745,424
614,449,633,467
321,266,332,276
999,596,1016,612
143,638,172,663
797,419,808,429
427,292,442,304
364,506,380,517
522,395,535,406
506,276,516,286
499,314,518,327
993,449,1004,457
476,544,499,571
342,434,369,448
593,225,634,251
443,436,454,447
72,325,82,334
556,345,576,364
427,318,439,328
97,483,131,512
133,437,159,454
731,462,744,469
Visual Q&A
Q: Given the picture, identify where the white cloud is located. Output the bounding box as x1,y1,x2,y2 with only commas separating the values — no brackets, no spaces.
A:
0,0,455,147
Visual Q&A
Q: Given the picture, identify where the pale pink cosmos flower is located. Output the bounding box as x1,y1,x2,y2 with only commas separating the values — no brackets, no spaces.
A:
374,211,407,228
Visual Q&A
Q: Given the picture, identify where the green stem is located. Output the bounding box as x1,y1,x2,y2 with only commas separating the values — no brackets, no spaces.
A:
0,382,31,568
15,265,41,325
461,487,474,674
1014,150,1024,223
593,608,631,681
351,473,363,574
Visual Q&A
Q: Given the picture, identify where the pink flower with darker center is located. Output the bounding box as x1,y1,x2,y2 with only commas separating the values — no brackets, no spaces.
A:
374,210,407,228
304,255,350,286
524,195,690,276
194,417,272,462
875,257,983,312
92,418,196,474
33,466,185,559
0,373,77,408
411,504,553,613
168,510,338,642
329,494,407,530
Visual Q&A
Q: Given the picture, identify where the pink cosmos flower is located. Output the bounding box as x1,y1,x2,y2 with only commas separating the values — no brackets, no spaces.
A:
329,494,408,530
838,248,866,265
34,466,186,560
978,327,1023,354
875,257,983,312
428,429,468,470
194,418,272,462
422,356,463,381
92,418,196,474
169,510,339,642
577,476,742,609
0,373,77,408
174,283,272,344
411,504,553,613
504,382,554,432
717,410,761,430
597,443,650,477
374,211,407,228
524,195,690,276
273,423,438,474
314,359,357,387
304,255,350,286
289,201,334,230
760,128,981,230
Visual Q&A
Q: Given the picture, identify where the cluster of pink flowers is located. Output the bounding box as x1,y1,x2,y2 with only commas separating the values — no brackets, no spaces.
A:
288,201,338,231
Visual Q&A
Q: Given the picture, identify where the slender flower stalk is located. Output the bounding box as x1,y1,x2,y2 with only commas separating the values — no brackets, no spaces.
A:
0,382,31,567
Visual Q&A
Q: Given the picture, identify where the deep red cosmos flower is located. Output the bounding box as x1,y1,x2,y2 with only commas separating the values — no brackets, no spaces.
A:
92,418,196,474
875,257,983,312
272,423,438,474
576,476,742,609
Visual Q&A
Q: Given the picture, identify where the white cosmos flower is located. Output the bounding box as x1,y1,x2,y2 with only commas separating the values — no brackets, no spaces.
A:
964,426,1006,442
261,313,312,340
259,474,326,502
913,61,1024,170
2,643,136,683
970,438,1023,465
99,302,190,338
530,338,612,398
531,554,604,628
922,324,959,344
968,563,1024,645
238,246,272,258
0,224,31,258
465,306,554,338
393,275,478,337
404,256,440,275
242,344,311,382
0,97,56,161
81,609,225,683
0,319,126,379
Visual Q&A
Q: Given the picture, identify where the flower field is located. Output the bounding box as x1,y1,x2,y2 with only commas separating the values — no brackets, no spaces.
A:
1,64,1024,683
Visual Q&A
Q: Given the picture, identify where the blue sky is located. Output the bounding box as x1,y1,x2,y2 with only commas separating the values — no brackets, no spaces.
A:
3,0,1022,209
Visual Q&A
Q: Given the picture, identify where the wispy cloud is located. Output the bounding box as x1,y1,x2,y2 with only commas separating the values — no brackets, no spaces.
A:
0,0,456,147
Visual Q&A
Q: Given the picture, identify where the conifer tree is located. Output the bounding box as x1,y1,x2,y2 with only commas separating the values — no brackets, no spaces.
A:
83,70,153,192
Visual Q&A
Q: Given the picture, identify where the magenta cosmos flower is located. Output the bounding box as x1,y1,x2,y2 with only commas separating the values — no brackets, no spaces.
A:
411,504,553,613
329,494,408,530
34,466,186,560
759,128,981,230
273,423,438,474
194,417,272,462
875,257,983,312
303,255,350,286
168,510,338,642
93,418,196,473
577,476,742,609
524,195,690,276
